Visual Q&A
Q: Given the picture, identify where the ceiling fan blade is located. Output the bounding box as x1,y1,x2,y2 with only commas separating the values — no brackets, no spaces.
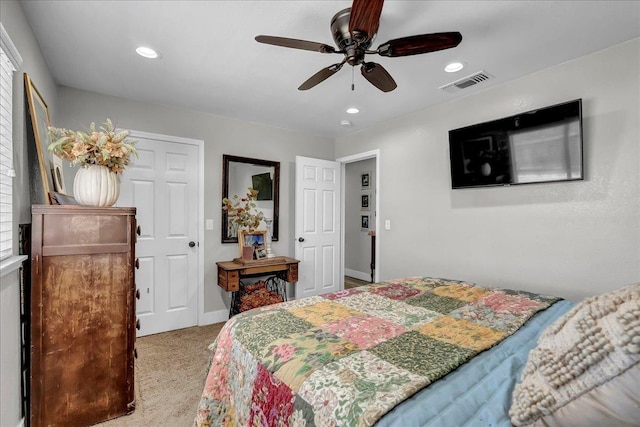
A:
255,35,336,54
298,62,345,91
377,32,462,57
349,0,384,40
361,62,397,92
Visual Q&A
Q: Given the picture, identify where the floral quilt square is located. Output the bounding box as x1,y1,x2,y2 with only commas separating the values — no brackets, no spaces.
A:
274,295,324,310
338,293,440,328
415,316,506,351
321,314,407,349
233,310,313,355
203,326,235,401
297,350,427,426
369,331,475,380
368,283,423,301
226,340,259,425
265,329,358,392
449,304,524,332
500,288,560,304
251,364,295,426
404,291,468,314
322,287,366,301
288,301,361,326
479,292,546,315
432,283,492,302
388,277,448,292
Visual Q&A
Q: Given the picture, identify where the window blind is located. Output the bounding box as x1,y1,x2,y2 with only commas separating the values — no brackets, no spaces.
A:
0,48,17,260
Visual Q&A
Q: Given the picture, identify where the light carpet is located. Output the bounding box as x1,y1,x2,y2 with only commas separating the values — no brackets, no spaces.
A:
96,322,225,427
344,276,370,289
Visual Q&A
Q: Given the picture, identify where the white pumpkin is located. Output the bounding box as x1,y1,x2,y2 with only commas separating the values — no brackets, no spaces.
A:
73,165,120,207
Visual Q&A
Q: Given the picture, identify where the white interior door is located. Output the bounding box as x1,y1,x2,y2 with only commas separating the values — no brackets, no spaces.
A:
295,156,341,298
118,132,200,336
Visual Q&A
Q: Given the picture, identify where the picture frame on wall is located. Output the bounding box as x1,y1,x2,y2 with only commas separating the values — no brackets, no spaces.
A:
361,193,370,211
361,215,369,231
361,171,371,189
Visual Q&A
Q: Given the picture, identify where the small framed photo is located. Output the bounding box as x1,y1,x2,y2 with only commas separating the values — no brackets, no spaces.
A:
361,171,371,189
255,248,268,259
360,193,370,211
238,229,267,260
361,215,370,231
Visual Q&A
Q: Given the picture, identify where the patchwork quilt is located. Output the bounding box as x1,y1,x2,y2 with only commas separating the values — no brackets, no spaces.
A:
195,277,560,427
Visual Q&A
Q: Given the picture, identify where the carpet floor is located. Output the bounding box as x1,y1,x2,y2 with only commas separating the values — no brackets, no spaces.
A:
344,276,371,289
96,322,224,427
97,278,368,426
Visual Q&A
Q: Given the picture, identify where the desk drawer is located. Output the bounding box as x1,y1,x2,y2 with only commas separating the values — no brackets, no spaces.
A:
218,269,239,291
286,263,298,282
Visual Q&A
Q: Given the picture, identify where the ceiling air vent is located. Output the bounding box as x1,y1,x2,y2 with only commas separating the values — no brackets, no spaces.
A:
439,70,494,93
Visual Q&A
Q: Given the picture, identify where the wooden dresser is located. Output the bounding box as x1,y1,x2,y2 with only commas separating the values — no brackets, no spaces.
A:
30,205,138,427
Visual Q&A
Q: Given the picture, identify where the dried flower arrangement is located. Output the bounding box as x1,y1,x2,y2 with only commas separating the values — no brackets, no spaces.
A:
222,188,265,231
48,118,137,173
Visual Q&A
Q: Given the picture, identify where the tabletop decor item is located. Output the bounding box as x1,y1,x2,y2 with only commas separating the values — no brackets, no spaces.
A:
222,188,265,233
48,119,137,206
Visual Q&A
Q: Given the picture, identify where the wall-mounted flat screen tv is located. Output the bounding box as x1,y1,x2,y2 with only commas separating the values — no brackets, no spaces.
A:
449,99,583,189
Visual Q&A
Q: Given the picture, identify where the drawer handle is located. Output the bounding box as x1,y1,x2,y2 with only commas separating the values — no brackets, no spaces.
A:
136,225,141,236
136,289,140,300
136,319,141,330
135,259,140,269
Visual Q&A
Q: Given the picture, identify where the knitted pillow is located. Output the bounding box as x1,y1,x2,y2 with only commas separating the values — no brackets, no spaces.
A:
509,284,640,426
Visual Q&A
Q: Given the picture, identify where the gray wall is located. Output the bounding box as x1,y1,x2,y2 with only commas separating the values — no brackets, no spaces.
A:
55,86,334,313
1,1,57,426
2,0,58,228
336,39,640,302
345,158,376,279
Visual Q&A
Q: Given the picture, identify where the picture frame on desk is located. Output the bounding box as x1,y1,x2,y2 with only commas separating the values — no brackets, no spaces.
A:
238,229,267,260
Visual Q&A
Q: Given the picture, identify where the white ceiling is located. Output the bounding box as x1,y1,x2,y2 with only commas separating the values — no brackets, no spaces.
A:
20,1,640,138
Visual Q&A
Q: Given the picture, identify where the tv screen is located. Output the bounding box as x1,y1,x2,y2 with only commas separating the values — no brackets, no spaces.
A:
449,99,583,189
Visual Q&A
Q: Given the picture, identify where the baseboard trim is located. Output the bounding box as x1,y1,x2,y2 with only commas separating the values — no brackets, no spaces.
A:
345,269,370,282
200,309,228,326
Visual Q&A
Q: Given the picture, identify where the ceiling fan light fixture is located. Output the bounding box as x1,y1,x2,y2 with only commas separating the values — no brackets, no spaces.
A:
346,107,360,114
445,61,465,73
136,46,161,59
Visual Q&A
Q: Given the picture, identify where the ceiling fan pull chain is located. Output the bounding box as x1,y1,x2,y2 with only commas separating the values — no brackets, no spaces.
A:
351,66,355,91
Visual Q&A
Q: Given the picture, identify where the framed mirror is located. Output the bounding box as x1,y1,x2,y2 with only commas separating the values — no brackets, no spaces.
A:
222,155,280,243
24,73,54,204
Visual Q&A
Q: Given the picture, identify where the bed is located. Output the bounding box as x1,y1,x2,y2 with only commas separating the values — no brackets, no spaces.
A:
194,277,639,427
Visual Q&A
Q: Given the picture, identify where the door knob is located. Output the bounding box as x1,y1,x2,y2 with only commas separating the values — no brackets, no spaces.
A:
298,237,305,242
189,241,196,248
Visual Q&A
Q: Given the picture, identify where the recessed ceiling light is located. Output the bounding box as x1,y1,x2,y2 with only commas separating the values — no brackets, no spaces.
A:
445,62,465,73
346,107,359,114
136,46,161,59
340,120,352,126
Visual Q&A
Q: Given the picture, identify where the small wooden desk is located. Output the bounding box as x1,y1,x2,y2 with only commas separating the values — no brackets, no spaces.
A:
216,257,300,316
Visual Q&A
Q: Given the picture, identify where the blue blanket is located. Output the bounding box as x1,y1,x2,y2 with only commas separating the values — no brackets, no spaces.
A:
376,299,574,426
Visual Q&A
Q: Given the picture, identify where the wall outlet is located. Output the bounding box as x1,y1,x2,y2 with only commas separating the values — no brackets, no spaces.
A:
385,220,391,230
206,219,214,230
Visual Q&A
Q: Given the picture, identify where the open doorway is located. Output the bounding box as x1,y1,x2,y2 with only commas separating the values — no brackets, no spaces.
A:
337,150,380,289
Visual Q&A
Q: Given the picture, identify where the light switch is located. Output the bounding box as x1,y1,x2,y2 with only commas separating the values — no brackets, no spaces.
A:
206,219,214,230
385,220,391,230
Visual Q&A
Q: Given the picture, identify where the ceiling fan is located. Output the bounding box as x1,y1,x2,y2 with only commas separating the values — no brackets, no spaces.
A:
255,0,462,92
